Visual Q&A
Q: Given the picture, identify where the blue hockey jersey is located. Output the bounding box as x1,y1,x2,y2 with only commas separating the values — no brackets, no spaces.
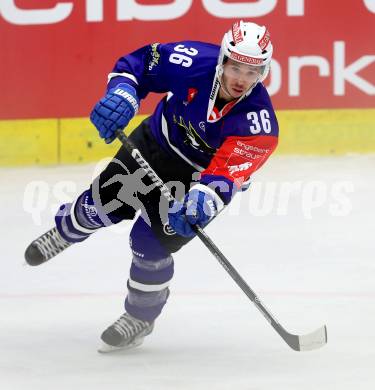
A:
107,41,278,204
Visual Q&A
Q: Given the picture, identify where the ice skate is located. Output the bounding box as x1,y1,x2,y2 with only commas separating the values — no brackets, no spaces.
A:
98,312,154,353
24,227,73,266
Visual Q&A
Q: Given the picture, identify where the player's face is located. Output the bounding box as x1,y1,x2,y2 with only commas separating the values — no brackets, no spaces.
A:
220,59,262,100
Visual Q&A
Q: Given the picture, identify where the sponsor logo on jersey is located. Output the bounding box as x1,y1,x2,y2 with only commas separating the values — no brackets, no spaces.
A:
233,147,263,159
147,42,161,72
228,161,253,175
236,140,270,154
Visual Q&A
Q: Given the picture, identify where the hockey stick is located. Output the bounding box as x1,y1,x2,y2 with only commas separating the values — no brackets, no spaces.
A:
115,129,327,351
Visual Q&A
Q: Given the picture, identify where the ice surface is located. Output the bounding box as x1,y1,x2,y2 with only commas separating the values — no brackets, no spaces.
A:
1,155,374,390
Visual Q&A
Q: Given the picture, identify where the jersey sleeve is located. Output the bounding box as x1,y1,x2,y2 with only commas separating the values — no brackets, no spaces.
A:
106,41,212,100
199,134,278,204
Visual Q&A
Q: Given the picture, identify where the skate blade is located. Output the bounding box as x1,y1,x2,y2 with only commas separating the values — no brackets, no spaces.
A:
97,337,144,354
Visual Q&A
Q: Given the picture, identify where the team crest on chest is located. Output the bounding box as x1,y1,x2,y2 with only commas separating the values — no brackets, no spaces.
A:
173,115,216,155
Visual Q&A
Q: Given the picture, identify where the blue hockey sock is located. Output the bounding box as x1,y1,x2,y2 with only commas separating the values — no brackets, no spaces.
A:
55,189,108,243
125,217,174,322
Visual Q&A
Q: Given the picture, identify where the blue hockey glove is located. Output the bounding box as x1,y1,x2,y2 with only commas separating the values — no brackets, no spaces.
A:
168,184,224,237
90,83,139,143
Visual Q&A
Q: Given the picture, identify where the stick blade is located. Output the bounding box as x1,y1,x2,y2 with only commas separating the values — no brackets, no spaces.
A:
297,325,328,351
282,325,327,351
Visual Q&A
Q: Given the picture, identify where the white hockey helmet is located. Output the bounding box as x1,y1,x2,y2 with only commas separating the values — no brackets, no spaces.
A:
218,20,273,82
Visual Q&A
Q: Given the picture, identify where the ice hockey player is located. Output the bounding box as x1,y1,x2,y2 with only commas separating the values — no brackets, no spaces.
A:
25,21,279,352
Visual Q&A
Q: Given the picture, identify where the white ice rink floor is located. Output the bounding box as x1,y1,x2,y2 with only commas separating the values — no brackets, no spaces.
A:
1,155,374,390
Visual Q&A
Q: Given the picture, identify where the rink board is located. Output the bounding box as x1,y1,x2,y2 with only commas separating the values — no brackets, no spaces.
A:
0,109,374,166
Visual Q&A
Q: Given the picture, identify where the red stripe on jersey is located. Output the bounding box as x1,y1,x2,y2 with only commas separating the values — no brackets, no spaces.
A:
209,101,237,121
201,135,278,188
